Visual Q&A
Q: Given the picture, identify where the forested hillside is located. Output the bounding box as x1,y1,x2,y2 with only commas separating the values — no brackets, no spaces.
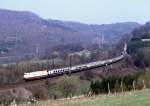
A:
127,22,150,67
0,9,140,63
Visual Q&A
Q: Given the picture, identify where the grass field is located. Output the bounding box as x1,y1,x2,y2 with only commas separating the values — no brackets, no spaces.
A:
62,90,150,106
20,89,150,106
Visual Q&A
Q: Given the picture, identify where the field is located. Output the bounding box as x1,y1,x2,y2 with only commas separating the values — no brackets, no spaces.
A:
62,90,150,106
20,89,150,106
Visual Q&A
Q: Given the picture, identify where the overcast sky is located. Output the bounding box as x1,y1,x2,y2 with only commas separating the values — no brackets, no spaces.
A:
0,0,150,24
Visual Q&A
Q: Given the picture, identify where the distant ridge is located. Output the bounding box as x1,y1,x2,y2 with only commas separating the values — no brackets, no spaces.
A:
0,9,140,61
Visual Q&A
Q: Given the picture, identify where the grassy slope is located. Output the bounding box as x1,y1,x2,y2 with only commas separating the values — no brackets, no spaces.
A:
20,89,150,106
62,90,150,106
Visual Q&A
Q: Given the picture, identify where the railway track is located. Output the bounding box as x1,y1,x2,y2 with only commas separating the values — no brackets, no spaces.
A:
0,44,128,92
0,39,149,92
0,57,125,92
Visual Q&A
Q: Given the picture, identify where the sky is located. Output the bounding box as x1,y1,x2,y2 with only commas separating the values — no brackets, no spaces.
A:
0,0,150,24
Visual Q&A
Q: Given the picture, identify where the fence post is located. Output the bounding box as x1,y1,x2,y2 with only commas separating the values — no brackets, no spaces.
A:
108,82,111,95
121,80,124,93
114,90,116,96
133,80,135,92
143,80,146,89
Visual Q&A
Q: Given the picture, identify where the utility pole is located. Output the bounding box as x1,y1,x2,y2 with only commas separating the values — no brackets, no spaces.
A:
99,33,101,50
35,44,39,59
69,55,72,68
68,55,72,75
100,33,104,50
52,59,55,69
98,33,103,50
98,33,104,59
123,43,127,55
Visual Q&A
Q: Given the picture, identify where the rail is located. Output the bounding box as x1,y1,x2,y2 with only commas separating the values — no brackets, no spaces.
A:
24,44,127,80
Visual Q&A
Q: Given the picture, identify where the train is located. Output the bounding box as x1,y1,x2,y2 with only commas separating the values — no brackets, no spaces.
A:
23,54,125,81
25,39,146,80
